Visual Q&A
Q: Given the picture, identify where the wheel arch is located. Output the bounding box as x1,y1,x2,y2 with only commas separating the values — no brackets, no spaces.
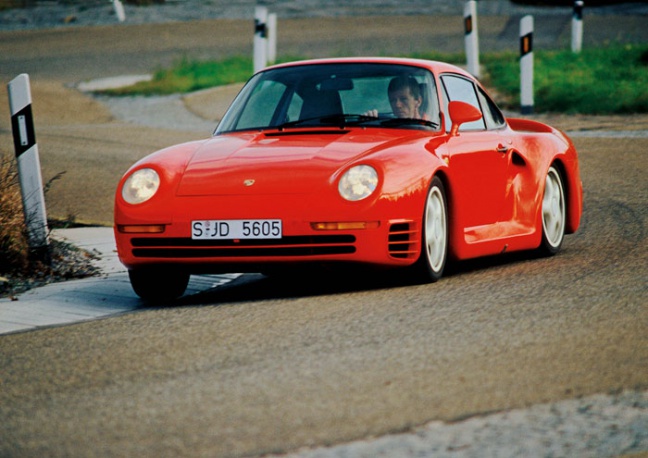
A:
411,172,449,282
547,156,581,235
428,168,457,261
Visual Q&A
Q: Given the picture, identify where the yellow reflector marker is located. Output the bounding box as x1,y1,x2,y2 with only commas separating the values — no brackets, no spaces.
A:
311,221,380,231
117,224,166,234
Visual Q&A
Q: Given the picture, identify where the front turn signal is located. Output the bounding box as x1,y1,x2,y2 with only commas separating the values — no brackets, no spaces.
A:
311,221,380,231
117,224,166,234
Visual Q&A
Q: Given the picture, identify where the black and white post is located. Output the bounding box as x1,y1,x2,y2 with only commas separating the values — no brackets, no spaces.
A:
464,0,480,78
520,15,534,115
571,0,584,53
7,74,50,264
267,12,277,65
112,0,126,23
253,6,268,73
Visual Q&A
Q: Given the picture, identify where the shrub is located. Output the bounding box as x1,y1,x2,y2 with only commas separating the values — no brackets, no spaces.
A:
0,155,100,297
0,154,29,275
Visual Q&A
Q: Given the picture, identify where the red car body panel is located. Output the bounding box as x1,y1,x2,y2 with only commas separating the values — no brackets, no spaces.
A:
114,57,583,275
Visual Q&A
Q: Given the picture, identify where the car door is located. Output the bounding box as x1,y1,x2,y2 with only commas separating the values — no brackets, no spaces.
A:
441,74,509,232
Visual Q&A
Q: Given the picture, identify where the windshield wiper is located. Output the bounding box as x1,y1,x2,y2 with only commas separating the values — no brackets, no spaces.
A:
380,118,439,129
275,114,438,131
323,114,383,126
276,114,382,130
276,116,326,129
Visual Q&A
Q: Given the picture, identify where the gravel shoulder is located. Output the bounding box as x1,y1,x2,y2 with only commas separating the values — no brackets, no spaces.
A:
277,390,648,458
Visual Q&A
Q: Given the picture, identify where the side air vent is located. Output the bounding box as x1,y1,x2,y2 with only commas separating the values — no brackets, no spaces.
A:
512,151,526,167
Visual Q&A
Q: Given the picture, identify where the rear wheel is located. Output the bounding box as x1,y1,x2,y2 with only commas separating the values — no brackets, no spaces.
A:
415,176,448,282
539,165,566,255
128,267,190,302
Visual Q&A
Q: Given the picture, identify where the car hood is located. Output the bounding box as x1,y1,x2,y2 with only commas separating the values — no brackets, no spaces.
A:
176,129,416,196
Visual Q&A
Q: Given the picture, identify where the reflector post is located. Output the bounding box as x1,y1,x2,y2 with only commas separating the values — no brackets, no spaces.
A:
253,6,268,73
571,0,584,53
520,15,534,115
7,73,50,264
464,0,480,78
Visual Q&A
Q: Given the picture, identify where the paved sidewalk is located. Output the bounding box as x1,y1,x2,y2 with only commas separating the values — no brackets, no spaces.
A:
0,227,238,335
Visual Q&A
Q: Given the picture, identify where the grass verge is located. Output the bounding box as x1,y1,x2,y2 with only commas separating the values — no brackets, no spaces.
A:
102,45,648,115
483,44,648,114
105,56,254,96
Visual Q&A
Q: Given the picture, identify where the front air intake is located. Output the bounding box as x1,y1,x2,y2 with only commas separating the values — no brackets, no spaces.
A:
130,235,356,258
388,222,418,259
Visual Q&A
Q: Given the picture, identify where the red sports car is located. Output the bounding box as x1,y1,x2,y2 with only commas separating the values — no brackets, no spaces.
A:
114,57,583,301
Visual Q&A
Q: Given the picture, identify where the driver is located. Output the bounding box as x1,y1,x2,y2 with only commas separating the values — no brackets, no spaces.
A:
365,75,424,119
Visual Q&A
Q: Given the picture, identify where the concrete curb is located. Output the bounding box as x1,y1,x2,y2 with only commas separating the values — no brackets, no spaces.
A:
0,227,238,335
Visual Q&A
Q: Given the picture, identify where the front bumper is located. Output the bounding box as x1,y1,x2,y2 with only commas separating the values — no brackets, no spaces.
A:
115,218,420,273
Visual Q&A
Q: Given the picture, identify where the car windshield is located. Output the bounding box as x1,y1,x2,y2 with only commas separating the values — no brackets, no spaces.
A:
215,63,440,134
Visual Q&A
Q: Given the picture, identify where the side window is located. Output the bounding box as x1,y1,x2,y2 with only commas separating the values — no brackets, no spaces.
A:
420,74,441,127
441,75,485,131
477,87,506,129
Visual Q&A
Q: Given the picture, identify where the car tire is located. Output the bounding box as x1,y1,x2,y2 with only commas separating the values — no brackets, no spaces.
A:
128,267,190,302
415,176,448,282
539,165,566,256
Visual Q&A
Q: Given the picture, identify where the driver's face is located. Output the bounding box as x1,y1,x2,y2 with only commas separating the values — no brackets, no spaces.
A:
389,87,422,118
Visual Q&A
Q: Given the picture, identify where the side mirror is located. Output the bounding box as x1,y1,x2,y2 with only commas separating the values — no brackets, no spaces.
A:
448,101,482,136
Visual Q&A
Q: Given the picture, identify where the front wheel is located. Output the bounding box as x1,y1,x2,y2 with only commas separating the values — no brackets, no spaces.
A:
539,165,566,256
128,267,190,302
414,176,448,282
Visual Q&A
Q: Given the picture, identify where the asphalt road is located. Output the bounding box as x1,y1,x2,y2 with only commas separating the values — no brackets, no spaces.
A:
0,12,647,458
0,151,646,456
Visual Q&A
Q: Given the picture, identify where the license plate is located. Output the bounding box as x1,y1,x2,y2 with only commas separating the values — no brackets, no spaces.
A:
191,219,282,240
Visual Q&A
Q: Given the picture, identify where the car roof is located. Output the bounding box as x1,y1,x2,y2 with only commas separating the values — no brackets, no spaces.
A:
262,57,473,79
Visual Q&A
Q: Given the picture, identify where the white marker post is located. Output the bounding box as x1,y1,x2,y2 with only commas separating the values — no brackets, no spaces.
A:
7,74,50,264
571,0,584,53
267,12,277,65
112,0,126,23
464,0,480,79
253,6,268,74
520,15,534,115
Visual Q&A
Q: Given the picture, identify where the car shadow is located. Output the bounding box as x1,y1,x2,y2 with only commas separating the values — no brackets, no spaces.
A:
167,249,546,308
175,267,415,307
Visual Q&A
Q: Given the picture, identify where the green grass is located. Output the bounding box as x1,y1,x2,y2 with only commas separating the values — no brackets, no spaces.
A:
483,44,648,114
103,45,648,114
104,56,254,96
